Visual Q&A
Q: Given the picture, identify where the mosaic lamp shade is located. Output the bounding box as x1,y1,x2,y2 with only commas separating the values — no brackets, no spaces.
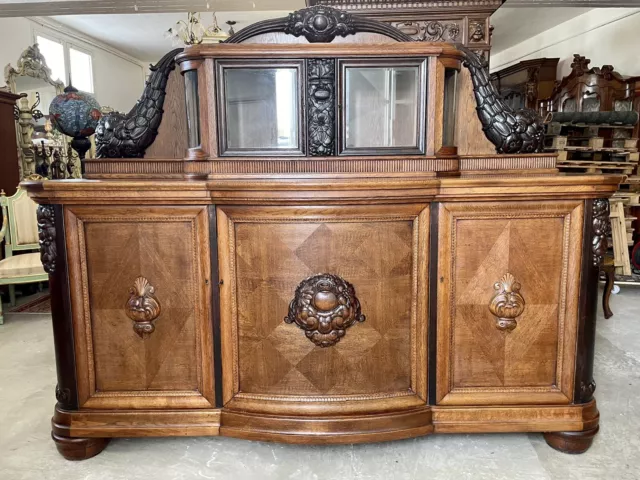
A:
49,85,102,171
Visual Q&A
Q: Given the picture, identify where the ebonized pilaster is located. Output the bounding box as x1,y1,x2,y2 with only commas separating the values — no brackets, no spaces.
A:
38,204,79,410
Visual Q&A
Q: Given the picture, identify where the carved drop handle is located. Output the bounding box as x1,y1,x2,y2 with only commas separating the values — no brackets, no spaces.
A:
125,276,161,337
284,273,365,348
488,273,525,332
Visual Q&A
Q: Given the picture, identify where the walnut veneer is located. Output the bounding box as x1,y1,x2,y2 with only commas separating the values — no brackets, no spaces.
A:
22,7,620,460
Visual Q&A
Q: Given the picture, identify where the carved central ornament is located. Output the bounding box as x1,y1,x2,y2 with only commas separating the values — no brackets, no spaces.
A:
284,6,356,43
125,277,161,337
488,273,525,331
285,273,365,348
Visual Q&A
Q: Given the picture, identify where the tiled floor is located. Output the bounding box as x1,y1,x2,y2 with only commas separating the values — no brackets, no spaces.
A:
0,288,638,480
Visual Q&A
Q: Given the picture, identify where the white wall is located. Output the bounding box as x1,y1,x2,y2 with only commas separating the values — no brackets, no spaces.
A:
491,8,640,79
0,16,145,112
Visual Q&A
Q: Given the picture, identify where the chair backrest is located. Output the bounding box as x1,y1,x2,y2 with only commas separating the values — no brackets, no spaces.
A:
0,186,40,257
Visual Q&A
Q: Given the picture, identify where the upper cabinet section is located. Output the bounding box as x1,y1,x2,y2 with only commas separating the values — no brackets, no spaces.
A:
178,41,464,160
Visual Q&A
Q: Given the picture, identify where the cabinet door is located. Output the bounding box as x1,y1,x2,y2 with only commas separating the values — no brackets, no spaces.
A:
217,205,429,415
436,201,583,405
65,206,215,409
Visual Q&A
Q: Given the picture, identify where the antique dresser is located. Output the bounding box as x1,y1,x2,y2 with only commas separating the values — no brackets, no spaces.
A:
24,7,619,460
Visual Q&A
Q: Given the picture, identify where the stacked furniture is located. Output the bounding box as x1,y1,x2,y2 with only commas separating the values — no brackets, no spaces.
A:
544,55,640,279
491,57,559,112
23,7,619,461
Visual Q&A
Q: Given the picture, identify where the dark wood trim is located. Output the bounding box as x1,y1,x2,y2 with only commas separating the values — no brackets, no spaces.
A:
215,59,307,157
49,205,79,410
428,202,439,405
208,205,223,408
574,199,598,404
337,58,427,156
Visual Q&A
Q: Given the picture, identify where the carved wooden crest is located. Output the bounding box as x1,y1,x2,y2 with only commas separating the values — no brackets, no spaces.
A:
125,277,161,337
488,273,525,331
285,273,365,347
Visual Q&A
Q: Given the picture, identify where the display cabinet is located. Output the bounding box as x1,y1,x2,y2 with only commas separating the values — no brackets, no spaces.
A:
23,6,617,461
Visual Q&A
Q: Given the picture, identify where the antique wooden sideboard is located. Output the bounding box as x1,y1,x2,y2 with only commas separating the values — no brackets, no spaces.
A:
23,7,619,460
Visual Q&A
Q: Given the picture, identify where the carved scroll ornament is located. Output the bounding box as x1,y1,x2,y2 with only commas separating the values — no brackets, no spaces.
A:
285,273,365,347
488,273,525,331
36,205,56,274
125,277,161,337
592,199,611,268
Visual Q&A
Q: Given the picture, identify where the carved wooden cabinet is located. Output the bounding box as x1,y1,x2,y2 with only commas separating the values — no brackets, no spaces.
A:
490,58,559,112
24,6,617,461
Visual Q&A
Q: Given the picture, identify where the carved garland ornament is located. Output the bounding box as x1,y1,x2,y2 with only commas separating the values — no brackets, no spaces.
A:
592,199,611,268
36,205,56,274
285,273,365,347
488,273,526,331
125,277,161,337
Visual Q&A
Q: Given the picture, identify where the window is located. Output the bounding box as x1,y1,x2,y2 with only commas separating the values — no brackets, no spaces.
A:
36,35,65,83
35,33,95,93
70,48,94,93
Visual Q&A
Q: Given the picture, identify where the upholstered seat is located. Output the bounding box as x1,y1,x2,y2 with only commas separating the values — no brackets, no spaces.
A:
0,253,46,278
0,182,48,324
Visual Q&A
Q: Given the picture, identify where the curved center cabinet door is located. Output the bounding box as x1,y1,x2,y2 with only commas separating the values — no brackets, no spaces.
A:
64,206,215,409
435,201,584,406
216,205,430,417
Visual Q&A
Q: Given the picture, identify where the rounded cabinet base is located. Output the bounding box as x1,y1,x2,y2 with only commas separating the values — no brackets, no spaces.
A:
51,401,600,459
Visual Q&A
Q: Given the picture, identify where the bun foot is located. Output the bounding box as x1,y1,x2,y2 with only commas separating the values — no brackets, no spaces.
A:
543,426,599,454
52,433,110,460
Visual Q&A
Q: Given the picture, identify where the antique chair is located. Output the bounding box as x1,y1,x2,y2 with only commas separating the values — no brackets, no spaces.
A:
0,183,48,324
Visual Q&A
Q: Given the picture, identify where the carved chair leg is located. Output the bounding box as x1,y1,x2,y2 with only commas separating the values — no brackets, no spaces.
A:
8,285,16,307
51,433,110,460
602,266,614,319
543,426,599,454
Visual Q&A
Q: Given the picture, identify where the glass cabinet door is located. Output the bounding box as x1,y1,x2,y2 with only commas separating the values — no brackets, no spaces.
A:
340,60,426,155
217,61,304,155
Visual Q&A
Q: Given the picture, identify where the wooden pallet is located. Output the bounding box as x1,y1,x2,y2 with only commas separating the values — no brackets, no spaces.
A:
557,160,635,175
610,199,632,276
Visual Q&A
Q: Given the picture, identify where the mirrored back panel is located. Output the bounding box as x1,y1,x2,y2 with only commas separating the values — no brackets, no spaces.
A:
216,60,305,156
340,59,427,155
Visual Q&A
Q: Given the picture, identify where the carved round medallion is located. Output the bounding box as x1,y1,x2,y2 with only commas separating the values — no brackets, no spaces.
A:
284,274,365,348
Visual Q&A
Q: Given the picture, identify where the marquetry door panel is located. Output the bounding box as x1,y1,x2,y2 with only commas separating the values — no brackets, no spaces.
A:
64,206,215,409
436,201,583,406
217,205,429,414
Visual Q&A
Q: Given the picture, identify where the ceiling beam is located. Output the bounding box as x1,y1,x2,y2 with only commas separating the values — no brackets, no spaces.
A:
0,0,302,17
504,0,640,6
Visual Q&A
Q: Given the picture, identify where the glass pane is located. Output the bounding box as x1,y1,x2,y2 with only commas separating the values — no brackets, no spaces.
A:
345,66,419,149
36,35,65,84
184,70,200,148
70,48,94,93
224,68,298,150
443,68,458,146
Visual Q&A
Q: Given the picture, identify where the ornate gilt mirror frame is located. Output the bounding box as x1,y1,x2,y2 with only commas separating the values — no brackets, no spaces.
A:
4,44,79,180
